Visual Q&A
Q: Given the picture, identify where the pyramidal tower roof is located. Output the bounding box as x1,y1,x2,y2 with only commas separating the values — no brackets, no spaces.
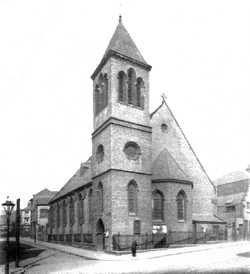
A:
91,16,151,79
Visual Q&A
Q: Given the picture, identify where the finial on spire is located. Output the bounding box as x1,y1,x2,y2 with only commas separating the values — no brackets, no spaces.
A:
161,93,167,101
119,15,122,23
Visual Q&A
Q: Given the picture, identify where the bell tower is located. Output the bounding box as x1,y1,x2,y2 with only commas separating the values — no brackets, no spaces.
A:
91,17,152,251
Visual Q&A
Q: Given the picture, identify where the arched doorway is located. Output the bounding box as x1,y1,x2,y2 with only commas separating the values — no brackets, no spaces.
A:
96,219,105,250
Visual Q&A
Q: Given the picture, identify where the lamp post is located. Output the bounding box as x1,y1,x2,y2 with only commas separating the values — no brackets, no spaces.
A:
2,197,15,274
2,197,15,246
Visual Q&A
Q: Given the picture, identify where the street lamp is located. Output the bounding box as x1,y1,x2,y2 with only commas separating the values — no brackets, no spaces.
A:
2,197,15,246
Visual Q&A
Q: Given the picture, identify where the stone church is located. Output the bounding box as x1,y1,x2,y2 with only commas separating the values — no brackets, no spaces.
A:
48,17,224,251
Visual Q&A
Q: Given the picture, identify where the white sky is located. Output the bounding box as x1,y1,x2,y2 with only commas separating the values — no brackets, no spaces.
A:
0,0,250,210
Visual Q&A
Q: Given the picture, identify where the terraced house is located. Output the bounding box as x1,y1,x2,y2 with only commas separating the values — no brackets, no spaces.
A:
48,17,225,251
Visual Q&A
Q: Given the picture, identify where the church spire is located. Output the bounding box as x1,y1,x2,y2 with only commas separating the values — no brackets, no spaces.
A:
91,17,151,79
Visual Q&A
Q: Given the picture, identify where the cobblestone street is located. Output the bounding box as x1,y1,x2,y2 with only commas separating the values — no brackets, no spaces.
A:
5,240,250,274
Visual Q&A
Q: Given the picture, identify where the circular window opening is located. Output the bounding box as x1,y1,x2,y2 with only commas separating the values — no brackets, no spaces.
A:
96,144,104,163
123,142,141,160
161,123,168,133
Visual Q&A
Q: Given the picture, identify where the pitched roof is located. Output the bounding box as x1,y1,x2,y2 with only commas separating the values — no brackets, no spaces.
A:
104,18,147,65
192,213,226,224
214,170,250,186
152,148,191,182
33,188,57,205
91,17,151,79
151,96,215,190
49,160,92,203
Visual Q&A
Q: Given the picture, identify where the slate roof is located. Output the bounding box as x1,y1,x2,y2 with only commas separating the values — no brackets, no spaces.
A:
214,170,250,186
152,148,191,182
104,18,148,65
33,188,57,205
91,17,151,79
49,159,92,203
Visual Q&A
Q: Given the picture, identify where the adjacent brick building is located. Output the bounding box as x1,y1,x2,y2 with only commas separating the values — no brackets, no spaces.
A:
48,17,224,251
30,188,57,241
215,168,250,240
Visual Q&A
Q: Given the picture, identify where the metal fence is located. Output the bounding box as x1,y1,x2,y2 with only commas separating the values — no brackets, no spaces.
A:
112,230,226,251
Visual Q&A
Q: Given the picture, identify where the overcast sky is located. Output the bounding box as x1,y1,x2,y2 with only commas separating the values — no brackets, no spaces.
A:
0,0,250,210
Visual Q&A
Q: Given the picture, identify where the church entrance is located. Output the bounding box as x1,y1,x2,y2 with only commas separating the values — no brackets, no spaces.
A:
96,219,105,250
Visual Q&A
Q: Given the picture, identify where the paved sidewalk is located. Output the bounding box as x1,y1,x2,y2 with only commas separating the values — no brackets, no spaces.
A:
20,237,248,261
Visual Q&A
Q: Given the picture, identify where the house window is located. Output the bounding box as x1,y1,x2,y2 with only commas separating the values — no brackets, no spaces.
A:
247,202,250,210
161,123,168,133
176,190,187,221
134,220,141,235
225,205,235,212
128,180,138,214
40,208,49,218
152,190,164,220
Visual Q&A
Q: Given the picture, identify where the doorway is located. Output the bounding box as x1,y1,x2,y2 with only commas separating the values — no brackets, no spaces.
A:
96,219,105,250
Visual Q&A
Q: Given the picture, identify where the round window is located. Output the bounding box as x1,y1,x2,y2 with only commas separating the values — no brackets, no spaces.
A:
96,144,104,163
161,123,168,133
123,142,141,160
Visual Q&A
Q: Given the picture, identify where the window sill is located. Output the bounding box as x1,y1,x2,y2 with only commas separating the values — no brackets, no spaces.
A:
118,100,144,111
129,213,137,217
178,220,185,223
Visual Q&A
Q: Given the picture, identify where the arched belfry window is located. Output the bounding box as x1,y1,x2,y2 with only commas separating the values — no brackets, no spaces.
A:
95,73,108,115
136,77,144,108
118,71,126,102
176,190,187,221
128,180,138,214
152,190,164,220
127,68,136,105
97,182,104,213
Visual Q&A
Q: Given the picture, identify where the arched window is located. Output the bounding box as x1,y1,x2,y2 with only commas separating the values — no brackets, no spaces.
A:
97,183,104,213
96,144,104,163
127,68,136,105
128,180,138,214
95,73,108,115
56,202,60,228
70,196,74,226
118,71,126,102
176,190,187,221
103,73,108,106
95,84,100,115
63,200,67,227
88,189,93,224
136,77,144,108
152,190,164,220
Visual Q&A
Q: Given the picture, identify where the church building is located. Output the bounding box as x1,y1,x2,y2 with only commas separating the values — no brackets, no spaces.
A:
48,17,224,251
